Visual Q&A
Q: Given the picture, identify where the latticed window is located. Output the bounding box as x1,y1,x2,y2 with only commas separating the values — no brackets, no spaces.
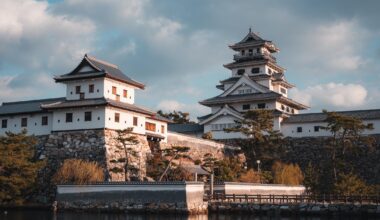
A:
75,86,81,94
123,89,128,98
210,123,237,131
66,113,73,123
85,112,92,121
145,122,156,132
41,116,48,126
21,118,27,127
112,86,117,95
133,117,138,126
161,125,165,134
1,119,7,128
114,113,120,123
89,84,94,93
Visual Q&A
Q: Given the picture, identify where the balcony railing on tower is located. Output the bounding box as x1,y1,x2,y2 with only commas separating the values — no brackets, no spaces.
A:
233,53,276,62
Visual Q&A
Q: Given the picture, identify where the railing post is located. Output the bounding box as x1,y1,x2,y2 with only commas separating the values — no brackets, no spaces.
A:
233,194,236,202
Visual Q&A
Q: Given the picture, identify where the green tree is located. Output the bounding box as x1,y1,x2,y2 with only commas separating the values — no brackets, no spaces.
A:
112,128,139,181
0,131,45,205
322,110,374,183
214,157,245,182
226,109,284,169
157,110,194,124
158,146,191,181
53,159,104,185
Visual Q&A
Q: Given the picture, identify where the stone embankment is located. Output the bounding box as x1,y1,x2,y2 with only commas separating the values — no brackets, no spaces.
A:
209,202,380,216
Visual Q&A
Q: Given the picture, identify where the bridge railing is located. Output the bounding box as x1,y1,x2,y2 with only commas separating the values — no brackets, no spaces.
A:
209,193,380,205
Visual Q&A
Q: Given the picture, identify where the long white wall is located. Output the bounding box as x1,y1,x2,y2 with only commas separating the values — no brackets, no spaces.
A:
52,107,106,131
0,113,53,136
282,119,380,137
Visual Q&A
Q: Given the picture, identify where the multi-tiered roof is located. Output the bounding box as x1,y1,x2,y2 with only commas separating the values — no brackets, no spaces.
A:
198,30,308,125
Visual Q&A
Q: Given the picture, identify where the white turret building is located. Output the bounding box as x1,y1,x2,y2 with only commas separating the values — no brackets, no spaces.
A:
198,30,308,139
0,55,170,142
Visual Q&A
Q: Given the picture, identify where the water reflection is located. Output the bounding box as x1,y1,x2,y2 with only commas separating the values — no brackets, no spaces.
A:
0,210,376,220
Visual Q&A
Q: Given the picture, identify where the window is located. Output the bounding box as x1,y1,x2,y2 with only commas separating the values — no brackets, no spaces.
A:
251,68,260,74
145,122,156,132
268,69,272,75
257,103,266,109
248,49,253,55
210,123,237,131
368,123,374,129
1,119,7,128
237,69,245,75
286,107,290,112
85,112,92,121
66,113,73,123
114,113,120,123
161,125,165,134
256,48,260,53
123,89,128,98
281,88,287,94
89,84,94,93
241,50,245,55
291,109,295,114
133,117,138,126
281,105,285,110
242,104,250,110
297,127,302,133
314,126,320,132
79,93,85,100
112,86,117,95
238,90,245,94
245,89,252,94
21,118,27,127
41,116,48,126
75,86,81,94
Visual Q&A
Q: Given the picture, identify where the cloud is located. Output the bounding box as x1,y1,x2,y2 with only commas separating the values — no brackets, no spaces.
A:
156,99,209,121
290,83,368,110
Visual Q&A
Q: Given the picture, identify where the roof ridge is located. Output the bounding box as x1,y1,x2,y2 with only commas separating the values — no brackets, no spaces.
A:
292,109,380,116
86,55,119,69
2,97,66,106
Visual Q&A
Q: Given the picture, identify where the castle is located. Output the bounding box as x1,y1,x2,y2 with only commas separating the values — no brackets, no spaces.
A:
193,30,380,139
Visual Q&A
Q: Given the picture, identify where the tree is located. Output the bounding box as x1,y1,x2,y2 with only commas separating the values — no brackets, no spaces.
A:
226,109,284,169
214,157,245,182
272,161,304,186
112,128,139,181
334,173,371,195
158,146,191,181
157,110,194,124
239,169,261,183
52,159,104,185
0,131,45,205
322,110,374,183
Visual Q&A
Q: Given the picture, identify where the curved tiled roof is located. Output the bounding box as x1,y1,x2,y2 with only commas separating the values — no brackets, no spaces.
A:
0,97,66,116
54,55,145,89
41,98,155,116
199,92,281,106
283,109,380,124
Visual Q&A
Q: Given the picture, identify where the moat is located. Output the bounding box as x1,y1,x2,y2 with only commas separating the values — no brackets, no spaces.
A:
0,210,378,220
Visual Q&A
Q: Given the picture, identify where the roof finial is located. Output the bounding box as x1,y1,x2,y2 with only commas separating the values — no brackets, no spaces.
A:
249,27,252,33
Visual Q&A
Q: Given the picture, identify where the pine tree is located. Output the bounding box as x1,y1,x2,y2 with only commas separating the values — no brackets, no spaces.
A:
112,128,139,181
0,130,45,205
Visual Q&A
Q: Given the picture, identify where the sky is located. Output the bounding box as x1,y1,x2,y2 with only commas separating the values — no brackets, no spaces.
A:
0,0,380,121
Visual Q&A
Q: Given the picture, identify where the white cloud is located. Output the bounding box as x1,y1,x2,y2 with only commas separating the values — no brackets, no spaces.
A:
289,20,370,74
156,99,209,121
290,83,368,110
0,0,95,72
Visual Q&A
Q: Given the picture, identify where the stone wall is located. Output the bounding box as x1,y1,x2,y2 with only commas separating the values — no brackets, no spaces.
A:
164,132,240,162
56,182,207,214
34,129,238,202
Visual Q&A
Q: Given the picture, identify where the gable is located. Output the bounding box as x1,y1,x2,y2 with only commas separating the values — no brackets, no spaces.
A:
220,74,268,97
230,84,260,95
199,105,243,125
78,65,95,72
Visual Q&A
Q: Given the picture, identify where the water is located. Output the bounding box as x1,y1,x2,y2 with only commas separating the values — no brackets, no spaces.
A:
0,210,376,220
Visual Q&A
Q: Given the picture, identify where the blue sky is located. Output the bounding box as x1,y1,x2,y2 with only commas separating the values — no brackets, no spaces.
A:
1,0,380,120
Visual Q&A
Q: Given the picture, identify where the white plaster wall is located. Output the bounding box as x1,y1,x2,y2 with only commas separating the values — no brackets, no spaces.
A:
257,78,272,90
0,113,53,136
145,118,168,143
65,78,104,100
223,82,235,91
215,183,305,195
105,107,146,135
230,101,276,112
282,119,380,137
52,107,106,131
204,115,245,139
275,102,299,114
104,78,135,104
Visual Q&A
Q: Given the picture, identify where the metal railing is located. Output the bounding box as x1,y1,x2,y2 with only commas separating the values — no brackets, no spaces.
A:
210,194,380,205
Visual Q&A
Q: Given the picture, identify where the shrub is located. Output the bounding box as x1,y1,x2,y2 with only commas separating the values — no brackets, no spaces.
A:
272,161,304,186
239,169,261,183
53,159,104,185
334,173,372,195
